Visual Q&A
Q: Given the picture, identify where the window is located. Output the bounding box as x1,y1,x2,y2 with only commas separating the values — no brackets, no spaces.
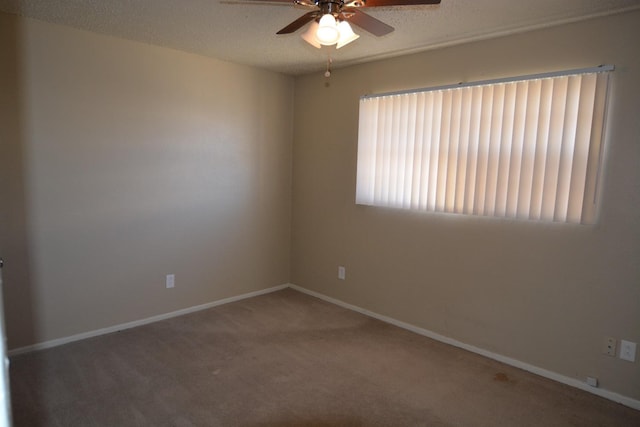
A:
356,67,612,224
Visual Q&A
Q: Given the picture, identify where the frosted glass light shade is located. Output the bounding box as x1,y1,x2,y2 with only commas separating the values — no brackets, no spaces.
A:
301,21,321,48
316,14,339,45
336,21,359,49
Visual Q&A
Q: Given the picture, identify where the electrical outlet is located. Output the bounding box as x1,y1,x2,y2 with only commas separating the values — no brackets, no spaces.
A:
166,274,175,289
586,377,598,387
603,337,616,357
338,266,346,280
620,340,636,362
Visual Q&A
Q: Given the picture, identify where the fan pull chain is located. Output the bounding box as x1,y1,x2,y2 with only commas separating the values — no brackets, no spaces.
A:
324,56,333,78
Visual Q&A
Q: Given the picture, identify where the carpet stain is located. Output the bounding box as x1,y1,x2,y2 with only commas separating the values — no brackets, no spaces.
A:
494,372,516,384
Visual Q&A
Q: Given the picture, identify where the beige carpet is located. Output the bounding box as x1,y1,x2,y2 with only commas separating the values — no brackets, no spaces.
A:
9,289,640,426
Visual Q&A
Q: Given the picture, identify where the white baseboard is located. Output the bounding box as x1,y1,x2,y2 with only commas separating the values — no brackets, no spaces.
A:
288,284,640,411
8,284,289,357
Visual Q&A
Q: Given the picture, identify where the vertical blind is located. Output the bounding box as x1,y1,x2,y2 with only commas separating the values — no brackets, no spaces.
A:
356,68,611,224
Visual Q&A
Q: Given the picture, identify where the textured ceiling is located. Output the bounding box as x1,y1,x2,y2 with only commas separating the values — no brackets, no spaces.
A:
1,0,639,75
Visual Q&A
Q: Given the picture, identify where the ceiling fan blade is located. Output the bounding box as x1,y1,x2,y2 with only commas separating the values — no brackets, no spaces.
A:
229,0,294,3
227,0,440,5
221,0,316,9
344,8,394,36
220,0,291,5
293,0,319,7
357,0,440,6
276,11,319,34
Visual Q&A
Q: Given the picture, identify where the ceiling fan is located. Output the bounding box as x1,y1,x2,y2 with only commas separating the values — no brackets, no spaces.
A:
244,0,442,49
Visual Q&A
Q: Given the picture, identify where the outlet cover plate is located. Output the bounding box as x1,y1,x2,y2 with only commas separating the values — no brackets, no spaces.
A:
620,340,636,362
166,274,175,289
603,337,616,357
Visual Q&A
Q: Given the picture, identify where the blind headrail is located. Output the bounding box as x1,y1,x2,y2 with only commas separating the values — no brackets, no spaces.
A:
361,65,614,100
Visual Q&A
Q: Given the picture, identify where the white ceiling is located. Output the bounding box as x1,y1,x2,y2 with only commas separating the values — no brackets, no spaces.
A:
1,0,639,75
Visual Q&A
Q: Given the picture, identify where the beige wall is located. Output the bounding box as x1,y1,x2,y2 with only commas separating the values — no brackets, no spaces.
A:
291,11,640,400
0,13,38,349
0,13,294,348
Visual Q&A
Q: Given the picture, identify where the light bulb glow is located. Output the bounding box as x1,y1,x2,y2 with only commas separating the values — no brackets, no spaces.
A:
316,14,339,45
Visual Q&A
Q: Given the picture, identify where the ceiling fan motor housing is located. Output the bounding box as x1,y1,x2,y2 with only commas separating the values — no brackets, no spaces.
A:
319,0,344,17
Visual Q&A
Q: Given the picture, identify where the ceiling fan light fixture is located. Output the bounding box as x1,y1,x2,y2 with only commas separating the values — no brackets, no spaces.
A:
301,21,321,48
336,20,359,49
316,14,340,45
